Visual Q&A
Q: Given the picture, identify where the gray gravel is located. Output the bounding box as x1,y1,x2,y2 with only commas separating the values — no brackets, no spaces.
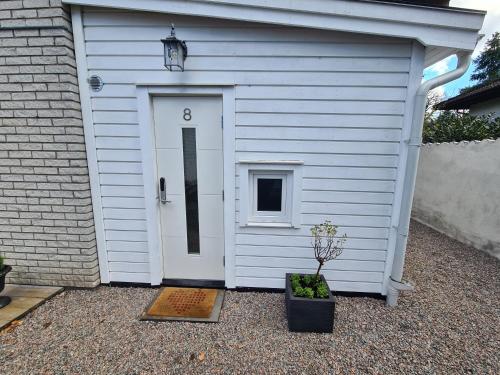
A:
1,221,499,374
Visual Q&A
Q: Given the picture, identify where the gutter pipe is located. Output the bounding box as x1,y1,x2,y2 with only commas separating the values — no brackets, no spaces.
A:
386,51,473,306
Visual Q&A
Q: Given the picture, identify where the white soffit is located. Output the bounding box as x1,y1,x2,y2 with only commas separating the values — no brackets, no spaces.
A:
424,46,459,68
63,0,485,51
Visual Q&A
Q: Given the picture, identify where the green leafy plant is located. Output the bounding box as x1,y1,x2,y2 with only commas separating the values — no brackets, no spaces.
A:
290,274,331,299
424,33,500,144
423,111,500,143
294,286,315,299
291,273,301,290
302,274,315,287
290,220,347,299
316,282,330,299
0,255,4,271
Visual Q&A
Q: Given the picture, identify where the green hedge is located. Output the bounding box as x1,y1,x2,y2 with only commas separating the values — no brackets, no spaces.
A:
423,111,500,144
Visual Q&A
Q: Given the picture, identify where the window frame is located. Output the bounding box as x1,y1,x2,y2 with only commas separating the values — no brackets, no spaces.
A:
238,161,303,228
250,171,292,223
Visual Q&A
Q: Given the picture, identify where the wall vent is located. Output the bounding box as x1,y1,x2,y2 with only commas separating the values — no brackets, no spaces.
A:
88,75,104,92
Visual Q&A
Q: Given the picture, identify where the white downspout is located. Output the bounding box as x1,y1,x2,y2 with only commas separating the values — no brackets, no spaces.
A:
386,52,473,307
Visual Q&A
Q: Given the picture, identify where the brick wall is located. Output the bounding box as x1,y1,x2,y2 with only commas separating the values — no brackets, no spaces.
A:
0,0,100,287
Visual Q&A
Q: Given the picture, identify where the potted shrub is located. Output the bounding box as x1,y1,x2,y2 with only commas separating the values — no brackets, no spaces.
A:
0,254,12,308
285,220,346,333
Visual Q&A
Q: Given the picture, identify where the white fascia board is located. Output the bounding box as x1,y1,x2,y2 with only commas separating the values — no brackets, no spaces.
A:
63,0,485,50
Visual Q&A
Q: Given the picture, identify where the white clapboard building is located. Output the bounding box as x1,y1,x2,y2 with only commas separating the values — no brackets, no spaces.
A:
63,0,484,304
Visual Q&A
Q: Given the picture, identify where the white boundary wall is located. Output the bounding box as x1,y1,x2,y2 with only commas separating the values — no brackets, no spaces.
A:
413,139,500,259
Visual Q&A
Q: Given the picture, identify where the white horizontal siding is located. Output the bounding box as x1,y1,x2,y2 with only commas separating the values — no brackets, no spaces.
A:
236,257,385,273
98,162,142,174
108,251,149,263
97,150,142,162
100,174,143,185
238,226,389,239
235,212,391,228
235,100,405,115
237,245,387,260
94,124,140,137
236,235,387,250
81,11,412,43
235,86,407,101
106,230,148,242
236,177,396,193
107,241,148,252
236,113,404,129
82,9,411,291
301,191,394,204
102,208,146,220
236,127,402,142
301,202,392,216
101,197,145,209
303,179,395,193
236,140,400,155
109,272,150,283
95,137,140,149
87,55,411,72
91,71,409,86
236,153,399,168
104,219,147,231
85,41,411,57
235,277,382,293
100,186,144,197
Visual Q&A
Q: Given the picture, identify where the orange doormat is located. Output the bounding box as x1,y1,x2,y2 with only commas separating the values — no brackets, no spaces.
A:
140,287,224,323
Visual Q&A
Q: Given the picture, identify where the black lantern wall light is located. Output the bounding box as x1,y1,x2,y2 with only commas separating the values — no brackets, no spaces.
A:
161,24,188,71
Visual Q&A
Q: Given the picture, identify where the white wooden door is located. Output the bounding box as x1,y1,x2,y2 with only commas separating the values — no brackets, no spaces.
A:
153,96,224,281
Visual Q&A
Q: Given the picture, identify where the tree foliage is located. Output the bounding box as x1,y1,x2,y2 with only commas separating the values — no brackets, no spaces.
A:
461,33,500,94
423,111,500,143
471,32,500,84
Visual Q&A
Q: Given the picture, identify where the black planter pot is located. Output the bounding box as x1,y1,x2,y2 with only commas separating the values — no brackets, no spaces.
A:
285,273,336,333
0,265,12,308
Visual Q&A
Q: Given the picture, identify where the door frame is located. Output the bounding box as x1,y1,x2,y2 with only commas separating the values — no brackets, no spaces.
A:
136,85,236,287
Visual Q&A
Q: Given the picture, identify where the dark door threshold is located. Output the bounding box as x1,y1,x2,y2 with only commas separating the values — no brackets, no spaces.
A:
162,278,225,289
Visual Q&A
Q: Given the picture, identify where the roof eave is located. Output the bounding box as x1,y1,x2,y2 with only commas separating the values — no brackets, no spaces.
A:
63,0,485,51
437,86,500,110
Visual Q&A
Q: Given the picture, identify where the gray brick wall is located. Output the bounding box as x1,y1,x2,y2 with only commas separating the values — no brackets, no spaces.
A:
0,0,100,287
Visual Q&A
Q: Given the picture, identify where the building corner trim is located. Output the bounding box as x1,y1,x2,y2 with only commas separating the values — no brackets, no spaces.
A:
71,5,110,283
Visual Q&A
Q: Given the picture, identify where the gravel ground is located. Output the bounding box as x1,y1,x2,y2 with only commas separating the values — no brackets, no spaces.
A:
1,221,499,374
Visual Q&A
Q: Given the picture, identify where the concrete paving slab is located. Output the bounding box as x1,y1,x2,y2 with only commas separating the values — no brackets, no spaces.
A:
0,284,63,330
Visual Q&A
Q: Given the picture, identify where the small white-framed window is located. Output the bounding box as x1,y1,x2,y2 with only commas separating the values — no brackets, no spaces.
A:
239,161,303,228
249,171,292,224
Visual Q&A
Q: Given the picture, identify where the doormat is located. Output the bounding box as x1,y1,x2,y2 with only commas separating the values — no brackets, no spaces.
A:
140,287,224,323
